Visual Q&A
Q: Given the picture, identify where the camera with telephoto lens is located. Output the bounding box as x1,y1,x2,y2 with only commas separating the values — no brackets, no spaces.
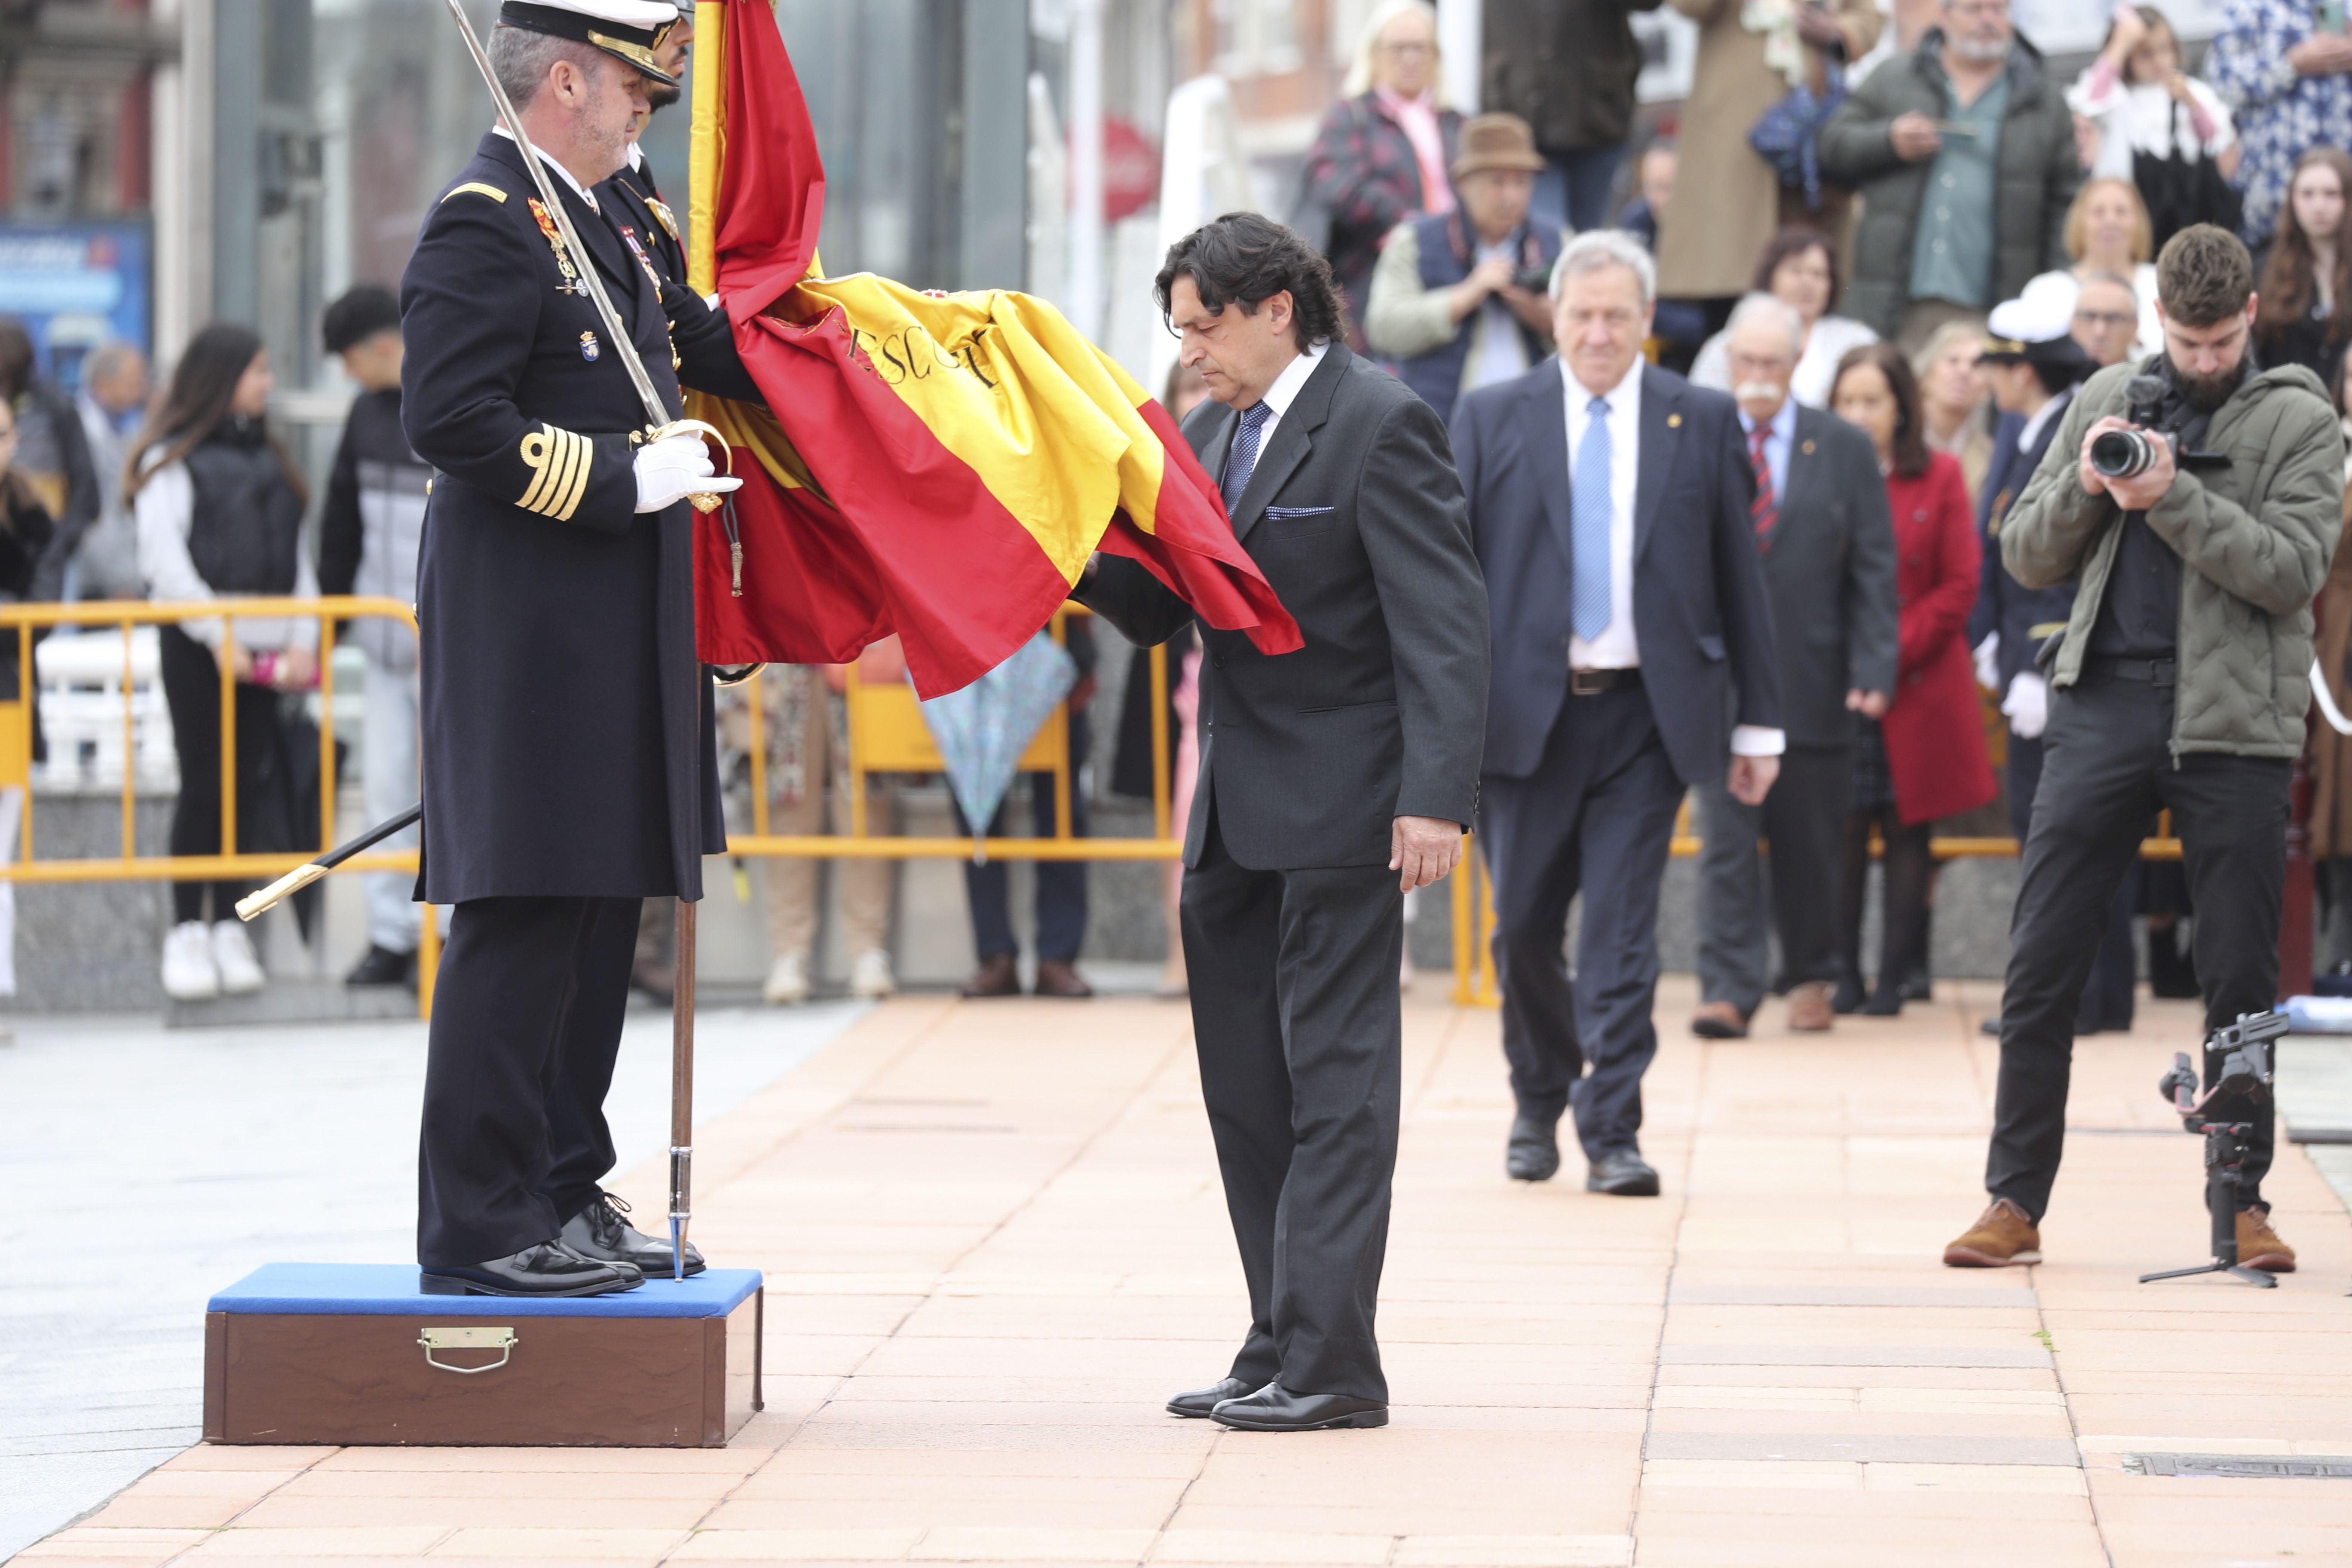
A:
1512,266,1554,295
2092,427,2170,478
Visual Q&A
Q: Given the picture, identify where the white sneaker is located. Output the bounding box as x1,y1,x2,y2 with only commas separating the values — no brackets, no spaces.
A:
161,921,219,1001
762,952,810,1006
849,948,896,999
211,920,265,995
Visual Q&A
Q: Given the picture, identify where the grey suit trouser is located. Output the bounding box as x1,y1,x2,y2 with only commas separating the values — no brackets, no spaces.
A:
1182,800,1403,1403
1482,682,1684,1157
1694,744,1854,1014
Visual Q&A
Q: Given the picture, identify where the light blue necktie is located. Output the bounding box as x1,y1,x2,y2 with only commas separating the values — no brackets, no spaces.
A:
1221,401,1274,515
1572,395,1614,643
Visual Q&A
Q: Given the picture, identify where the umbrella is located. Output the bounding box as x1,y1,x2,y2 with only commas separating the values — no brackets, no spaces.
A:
919,631,1077,860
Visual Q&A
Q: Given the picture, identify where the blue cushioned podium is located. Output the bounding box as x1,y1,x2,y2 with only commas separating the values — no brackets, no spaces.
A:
203,1263,763,1447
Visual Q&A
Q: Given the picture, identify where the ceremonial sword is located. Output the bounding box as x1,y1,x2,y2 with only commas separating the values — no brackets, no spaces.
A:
438,0,712,1281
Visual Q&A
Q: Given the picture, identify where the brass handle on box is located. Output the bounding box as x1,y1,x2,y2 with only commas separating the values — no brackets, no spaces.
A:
418,1325,518,1374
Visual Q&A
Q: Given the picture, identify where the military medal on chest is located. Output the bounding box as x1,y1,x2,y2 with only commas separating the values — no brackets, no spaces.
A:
527,197,589,296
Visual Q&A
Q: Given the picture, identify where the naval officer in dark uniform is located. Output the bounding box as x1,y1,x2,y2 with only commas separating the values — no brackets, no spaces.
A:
401,0,740,1297
596,4,763,405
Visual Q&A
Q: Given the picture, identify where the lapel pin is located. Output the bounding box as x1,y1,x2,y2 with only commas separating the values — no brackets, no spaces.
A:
1666,413,1682,429
1801,439,1816,455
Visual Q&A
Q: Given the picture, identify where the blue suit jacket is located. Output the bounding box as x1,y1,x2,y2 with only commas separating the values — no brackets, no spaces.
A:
1966,389,2081,692
1452,359,1782,785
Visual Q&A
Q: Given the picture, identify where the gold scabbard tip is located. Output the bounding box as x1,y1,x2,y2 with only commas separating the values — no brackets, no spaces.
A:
236,860,329,922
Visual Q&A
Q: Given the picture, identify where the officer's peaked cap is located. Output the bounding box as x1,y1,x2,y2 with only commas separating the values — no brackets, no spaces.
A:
499,0,680,88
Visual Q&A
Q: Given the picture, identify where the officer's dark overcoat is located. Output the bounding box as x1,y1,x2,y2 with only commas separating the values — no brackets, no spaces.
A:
401,131,725,903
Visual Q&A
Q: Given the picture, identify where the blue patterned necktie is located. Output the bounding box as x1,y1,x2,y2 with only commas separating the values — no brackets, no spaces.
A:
1221,401,1274,515
1572,396,1614,643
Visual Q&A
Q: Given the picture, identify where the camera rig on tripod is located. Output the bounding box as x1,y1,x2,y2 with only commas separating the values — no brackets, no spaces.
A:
2139,1009,2289,1289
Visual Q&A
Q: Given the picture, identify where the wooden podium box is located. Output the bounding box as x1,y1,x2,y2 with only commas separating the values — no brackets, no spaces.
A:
203,1263,763,1448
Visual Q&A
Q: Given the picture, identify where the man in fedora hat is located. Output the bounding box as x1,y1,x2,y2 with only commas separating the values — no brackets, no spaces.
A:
1365,111,1564,425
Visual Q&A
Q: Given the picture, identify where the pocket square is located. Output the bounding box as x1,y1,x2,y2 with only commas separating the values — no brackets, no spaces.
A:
1263,505,1336,519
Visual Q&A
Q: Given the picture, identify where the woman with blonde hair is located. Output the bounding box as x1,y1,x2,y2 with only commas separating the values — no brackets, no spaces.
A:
1300,0,1458,347
2026,176,2164,361
1911,320,1995,505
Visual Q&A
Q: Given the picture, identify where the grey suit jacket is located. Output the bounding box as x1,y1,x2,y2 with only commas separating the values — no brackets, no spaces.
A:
1759,405,1899,749
1075,342,1490,870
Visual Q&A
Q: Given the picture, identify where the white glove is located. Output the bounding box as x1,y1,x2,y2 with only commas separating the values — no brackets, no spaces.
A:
2003,671,2049,740
1972,632,2000,692
633,432,742,513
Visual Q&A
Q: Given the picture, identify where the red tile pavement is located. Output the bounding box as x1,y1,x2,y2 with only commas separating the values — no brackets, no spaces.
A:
11,980,2350,1567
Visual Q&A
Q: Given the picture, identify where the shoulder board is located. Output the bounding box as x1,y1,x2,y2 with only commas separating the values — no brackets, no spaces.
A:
645,196,682,244
443,181,508,204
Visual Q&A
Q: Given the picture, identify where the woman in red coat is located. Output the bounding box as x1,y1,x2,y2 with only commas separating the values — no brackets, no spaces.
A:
1828,343,1997,1015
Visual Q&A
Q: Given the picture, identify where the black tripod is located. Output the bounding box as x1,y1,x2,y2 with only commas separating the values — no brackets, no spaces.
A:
2139,1011,2287,1289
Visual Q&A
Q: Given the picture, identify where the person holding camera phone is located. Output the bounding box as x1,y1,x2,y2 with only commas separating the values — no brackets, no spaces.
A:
1944,224,2344,1271
1364,113,1565,426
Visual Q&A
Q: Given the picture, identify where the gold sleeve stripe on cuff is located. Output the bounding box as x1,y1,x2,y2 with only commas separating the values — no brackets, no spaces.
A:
551,432,593,521
518,425,560,513
542,428,582,518
518,423,593,519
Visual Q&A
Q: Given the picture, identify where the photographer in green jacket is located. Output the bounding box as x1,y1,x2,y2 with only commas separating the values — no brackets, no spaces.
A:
1945,225,2343,1274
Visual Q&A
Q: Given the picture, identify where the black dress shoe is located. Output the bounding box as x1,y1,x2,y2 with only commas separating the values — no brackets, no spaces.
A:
1899,968,1933,1003
421,1240,642,1298
1586,1148,1660,1197
560,1191,705,1277
1831,976,1866,1014
344,943,414,988
1507,1115,1561,1182
1860,987,1903,1017
1210,1382,1387,1431
1166,1376,1258,1418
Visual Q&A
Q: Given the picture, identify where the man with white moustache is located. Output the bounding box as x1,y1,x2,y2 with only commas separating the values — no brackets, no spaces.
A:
1690,294,1899,1040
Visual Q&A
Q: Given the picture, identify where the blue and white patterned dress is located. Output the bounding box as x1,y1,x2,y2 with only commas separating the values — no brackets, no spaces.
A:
2207,0,2352,247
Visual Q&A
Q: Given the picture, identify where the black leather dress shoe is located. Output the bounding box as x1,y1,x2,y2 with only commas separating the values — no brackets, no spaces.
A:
1586,1149,1660,1197
1166,1377,1259,1418
421,1240,642,1297
560,1191,705,1277
1210,1382,1388,1431
344,943,414,989
1507,1115,1561,1182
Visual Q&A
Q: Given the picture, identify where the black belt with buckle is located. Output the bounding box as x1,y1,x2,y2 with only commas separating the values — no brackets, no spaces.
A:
1569,668,1640,696
2083,655,2177,688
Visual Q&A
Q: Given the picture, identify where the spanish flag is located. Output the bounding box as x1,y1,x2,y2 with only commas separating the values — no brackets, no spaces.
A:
685,0,1301,698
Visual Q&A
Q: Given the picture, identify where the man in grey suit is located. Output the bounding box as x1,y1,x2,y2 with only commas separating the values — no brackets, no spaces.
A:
1075,214,1488,1433
1691,294,1899,1039
1452,230,1782,1198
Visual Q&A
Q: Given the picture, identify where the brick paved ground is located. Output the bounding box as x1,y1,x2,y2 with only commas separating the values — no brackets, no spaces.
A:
15,981,2352,1567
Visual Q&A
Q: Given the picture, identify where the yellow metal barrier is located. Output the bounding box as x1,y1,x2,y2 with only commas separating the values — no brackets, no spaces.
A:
729,604,1186,862
0,595,2207,1022
1446,802,2188,1008
0,596,433,1012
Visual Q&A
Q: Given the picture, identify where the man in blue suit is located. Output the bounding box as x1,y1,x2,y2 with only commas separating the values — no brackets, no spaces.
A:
1452,230,1783,1196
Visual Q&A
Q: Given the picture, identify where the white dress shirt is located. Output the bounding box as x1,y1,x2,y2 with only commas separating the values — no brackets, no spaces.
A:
1564,357,1642,672
1236,340,1327,455
492,125,600,213
1736,395,1798,511
2017,382,2071,458
1562,356,1784,758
